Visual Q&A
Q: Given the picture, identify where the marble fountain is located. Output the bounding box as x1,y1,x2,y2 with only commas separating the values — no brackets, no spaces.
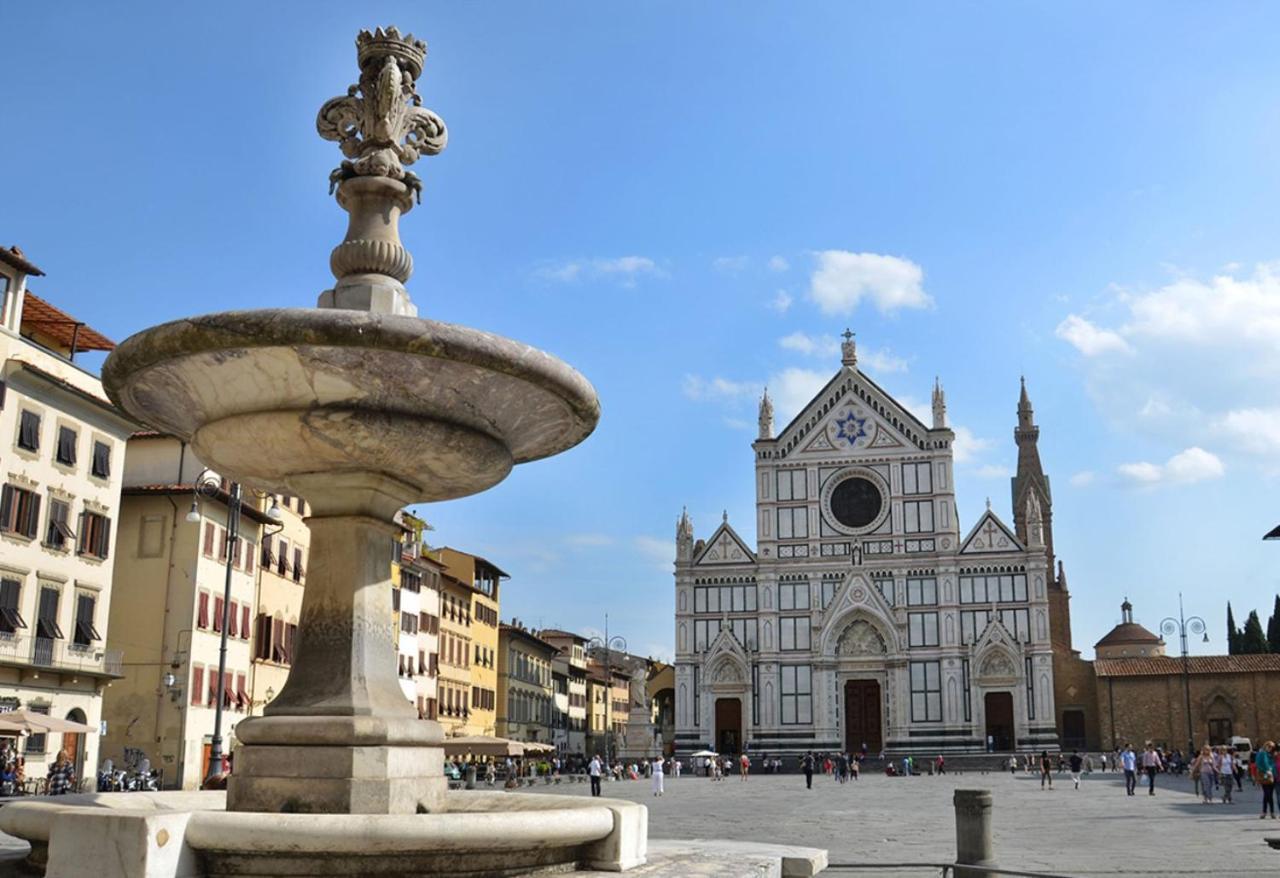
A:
0,26,826,878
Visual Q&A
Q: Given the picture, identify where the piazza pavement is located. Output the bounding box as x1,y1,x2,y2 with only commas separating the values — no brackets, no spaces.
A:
531,768,1280,877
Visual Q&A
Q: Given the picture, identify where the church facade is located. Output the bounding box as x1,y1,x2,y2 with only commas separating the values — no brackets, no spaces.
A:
673,333,1067,758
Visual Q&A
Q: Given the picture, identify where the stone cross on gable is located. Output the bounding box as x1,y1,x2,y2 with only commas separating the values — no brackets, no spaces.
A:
982,520,999,542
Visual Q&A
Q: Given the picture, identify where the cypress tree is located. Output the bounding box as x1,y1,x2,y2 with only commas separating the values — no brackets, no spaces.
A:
1267,595,1280,654
1241,610,1269,654
1227,602,1240,655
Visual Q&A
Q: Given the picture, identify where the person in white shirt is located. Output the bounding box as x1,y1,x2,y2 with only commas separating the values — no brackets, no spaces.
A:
1121,745,1138,796
651,757,664,797
588,754,602,797
1216,747,1235,804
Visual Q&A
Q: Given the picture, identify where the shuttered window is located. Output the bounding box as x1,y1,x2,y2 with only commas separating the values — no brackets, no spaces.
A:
36,587,62,639
191,665,204,706
77,511,111,559
17,410,40,451
240,604,250,641
197,591,210,629
55,427,76,466
91,441,111,479
0,579,26,633
0,485,41,539
73,593,100,646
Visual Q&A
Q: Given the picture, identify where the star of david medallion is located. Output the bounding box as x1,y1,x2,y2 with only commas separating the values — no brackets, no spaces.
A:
831,410,869,449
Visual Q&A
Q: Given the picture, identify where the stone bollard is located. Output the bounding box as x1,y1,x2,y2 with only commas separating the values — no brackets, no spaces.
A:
465,765,477,790
953,789,996,878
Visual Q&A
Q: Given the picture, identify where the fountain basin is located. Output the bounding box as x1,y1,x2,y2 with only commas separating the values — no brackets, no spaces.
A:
0,790,646,877
102,308,601,503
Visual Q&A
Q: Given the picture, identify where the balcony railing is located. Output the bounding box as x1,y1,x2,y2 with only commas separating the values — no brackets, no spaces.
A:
0,634,123,677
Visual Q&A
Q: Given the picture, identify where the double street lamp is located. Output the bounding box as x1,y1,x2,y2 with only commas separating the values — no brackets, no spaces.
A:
185,469,282,783
588,616,627,769
1159,592,1208,758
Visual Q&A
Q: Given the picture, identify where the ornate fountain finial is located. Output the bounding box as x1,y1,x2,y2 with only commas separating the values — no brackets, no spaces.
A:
318,26,447,192
316,26,450,316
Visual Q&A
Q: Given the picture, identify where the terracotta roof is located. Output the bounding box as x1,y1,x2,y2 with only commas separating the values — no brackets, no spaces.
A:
20,292,114,352
1095,622,1163,648
123,483,279,525
537,628,587,643
0,246,44,277
1095,654,1280,677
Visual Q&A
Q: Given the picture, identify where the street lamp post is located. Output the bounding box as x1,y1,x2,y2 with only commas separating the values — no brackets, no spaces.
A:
186,470,282,784
588,615,626,769
1160,593,1208,758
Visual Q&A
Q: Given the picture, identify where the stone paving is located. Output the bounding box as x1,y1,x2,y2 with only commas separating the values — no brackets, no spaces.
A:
524,769,1280,877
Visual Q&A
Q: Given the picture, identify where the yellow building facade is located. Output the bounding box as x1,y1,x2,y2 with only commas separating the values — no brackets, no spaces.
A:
432,548,504,736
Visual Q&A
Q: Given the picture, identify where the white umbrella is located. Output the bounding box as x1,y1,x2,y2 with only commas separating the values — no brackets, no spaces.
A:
0,710,97,734
690,750,718,758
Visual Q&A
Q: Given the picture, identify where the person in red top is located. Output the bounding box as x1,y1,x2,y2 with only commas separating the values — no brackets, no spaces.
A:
739,752,750,781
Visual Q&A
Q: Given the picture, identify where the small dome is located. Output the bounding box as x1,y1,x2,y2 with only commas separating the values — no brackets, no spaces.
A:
1095,622,1162,649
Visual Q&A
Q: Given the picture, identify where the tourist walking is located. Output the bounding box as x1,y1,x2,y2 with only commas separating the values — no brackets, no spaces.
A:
1039,750,1053,789
1216,747,1234,804
651,757,664,797
739,752,750,781
802,751,815,790
1258,740,1276,819
1142,744,1163,796
46,751,74,796
1008,755,1017,775
1191,746,1215,804
1121,745,1137,796
1068,751,1083,790
588,754,602,797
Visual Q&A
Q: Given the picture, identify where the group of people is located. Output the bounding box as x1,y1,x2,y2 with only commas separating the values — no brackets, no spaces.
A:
1012,741,1277,818
0,741,74,797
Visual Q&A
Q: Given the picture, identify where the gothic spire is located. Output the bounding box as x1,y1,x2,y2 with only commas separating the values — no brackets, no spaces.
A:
1018,375,1034,431
932,376,947,429
758,386,774,440
676,506,694,563
1012,377,1052,570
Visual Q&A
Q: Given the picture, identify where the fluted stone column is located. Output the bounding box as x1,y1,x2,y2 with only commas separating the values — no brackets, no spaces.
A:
953,789,996,878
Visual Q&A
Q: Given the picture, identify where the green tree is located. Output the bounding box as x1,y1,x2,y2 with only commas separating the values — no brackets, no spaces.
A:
1267,595,1280,654
1241,610,1269,654
1227,602,1241,655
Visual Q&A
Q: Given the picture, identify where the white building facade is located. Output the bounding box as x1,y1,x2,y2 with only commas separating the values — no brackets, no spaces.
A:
673,334,1059,759
0,246,133,784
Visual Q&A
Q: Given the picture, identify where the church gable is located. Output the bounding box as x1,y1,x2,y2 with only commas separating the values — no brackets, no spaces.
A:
694,519,756,566
775,370,929,460
960,508,1024,555
817,572,899,654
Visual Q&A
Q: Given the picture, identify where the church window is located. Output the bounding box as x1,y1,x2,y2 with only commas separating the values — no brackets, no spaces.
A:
820,578,840,609
998,608,1030,642
903,500,934,534
906,577,938,606
960,609,993,645
961,659,972,722
873,575,894,606
693,619,721,651
779,617,811,651
776,470,807,501
908,612,939,647
778,582,810,611
777,507,808,539
729,618,758,649
960,574,1028,604
910,661,942,722
830,477,882,529
779,665,812,725
902,462,932,495
694,584,757,614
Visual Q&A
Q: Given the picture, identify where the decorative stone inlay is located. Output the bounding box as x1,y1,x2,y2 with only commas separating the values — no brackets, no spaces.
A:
978,652,1016,679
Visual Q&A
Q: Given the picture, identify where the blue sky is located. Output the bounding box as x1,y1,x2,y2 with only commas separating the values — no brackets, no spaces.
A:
6,2,1280,660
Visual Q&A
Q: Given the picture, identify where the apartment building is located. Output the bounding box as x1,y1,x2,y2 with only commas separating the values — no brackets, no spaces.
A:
496,622,556,743
101,435,276,789
434,569,474,735
539,629,588,757
432,547,504,736
0,246,133,781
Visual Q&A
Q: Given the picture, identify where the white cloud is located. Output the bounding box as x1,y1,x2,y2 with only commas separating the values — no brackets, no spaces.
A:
972,464,1012,479
768,255,789,272
1069,470,1096,487
633,535,673,572
564,533,614,548
777,332,908,373
1055,314,1132,356
723,417,753,432
951,426,994,464
681,374,758,403
1118,446,1224,486
713,255,749,273
769,367,830,423
1215,408,1280,457
769,290,793,313
809,251,932,314
535,256,663,286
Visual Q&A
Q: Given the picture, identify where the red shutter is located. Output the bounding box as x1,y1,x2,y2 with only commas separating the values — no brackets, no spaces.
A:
197,592,209,629
271,618,284,663
191,666,204,706
236,673,248,710
227,601,238,638
286,624,297,664
213,597,224,633
223,671,233,708
241,604,250,640
203,523,214,556
245,544,254,575
207,672,217,706
218,528,227,561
